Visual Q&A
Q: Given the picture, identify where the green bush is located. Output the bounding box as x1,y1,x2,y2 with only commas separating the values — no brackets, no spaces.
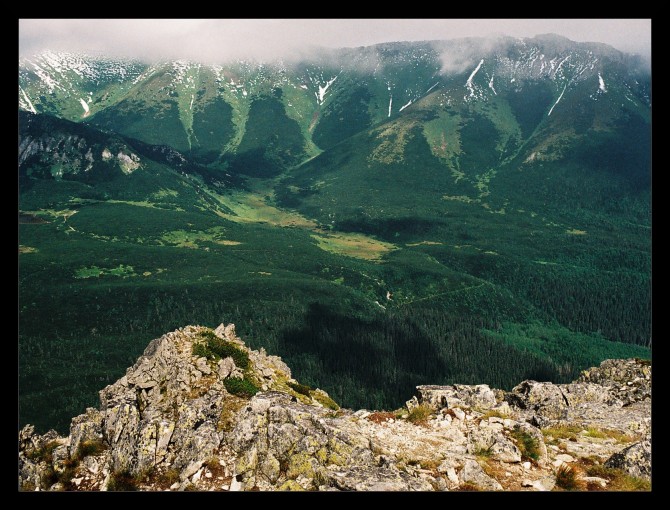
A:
194,330,250,369
223,377,259,398
192,343,210,359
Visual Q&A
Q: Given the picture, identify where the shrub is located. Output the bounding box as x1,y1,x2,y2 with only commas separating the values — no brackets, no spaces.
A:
193,330,250,369
510,429,541,461
223,377,259,398
555,464,584,491
192,343,209,359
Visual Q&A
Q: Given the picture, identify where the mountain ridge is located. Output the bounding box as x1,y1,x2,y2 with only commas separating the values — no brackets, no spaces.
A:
18,323,651,491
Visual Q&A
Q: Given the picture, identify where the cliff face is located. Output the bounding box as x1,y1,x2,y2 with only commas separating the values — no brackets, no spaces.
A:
18,324,651,491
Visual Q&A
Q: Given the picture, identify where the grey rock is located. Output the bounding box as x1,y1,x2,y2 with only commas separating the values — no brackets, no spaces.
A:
459,460,502,491
468,428,521,463
195,357,211,375
532,476,556,491
218,357,236,379
52,444,70,474
69,408,103,458
605,439,651,481
417,384,497,411
507,380,569,426
578,359,651,406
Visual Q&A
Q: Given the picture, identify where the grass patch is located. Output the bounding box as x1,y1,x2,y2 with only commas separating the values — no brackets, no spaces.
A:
542,424,582,444
107,470,140,491
510,429,541,462
156,468,180,488
478,409,507,421
554,464,584,491
26,440,60,463
312,389,339,410
474,446,493,458
217,396,247,431
75,264,136,279
311,232,397,261
407,404,432,425
456,482,481,491
585,464,651,491
223,377,259,398
584,427,637,443
367,411,397,424
74,439,107,460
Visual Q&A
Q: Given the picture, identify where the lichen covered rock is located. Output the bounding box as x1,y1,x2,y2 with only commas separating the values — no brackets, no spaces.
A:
17,325,651,492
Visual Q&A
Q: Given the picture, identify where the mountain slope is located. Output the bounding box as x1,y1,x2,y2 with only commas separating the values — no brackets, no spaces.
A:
18,36,651,434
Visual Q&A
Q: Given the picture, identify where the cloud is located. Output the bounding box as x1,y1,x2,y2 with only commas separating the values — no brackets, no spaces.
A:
19,19,651,64
434,36,507,75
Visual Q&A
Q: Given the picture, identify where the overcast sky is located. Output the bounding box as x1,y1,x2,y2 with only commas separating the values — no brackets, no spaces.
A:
19,19,651,63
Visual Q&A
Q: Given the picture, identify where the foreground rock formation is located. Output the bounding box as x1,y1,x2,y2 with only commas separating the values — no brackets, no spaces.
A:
18,324,651,491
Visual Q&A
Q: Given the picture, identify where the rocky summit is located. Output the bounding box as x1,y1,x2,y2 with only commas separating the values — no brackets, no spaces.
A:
18,325,651,491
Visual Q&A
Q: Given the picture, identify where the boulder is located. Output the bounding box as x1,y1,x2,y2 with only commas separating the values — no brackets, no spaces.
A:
605,439,651,481
458,460,502,491
417,384,497,411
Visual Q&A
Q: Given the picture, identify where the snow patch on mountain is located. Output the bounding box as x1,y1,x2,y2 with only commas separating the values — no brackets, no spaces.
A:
598,74,607,92
20,88,37,114
465,59,484,98
317,76,338,105
548,84,567,116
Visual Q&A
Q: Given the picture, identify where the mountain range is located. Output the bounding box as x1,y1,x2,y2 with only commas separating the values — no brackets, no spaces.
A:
18,34,651,434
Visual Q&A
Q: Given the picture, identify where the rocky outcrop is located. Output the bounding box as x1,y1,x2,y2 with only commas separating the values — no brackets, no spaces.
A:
605,439,651,481
18,325,652,491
